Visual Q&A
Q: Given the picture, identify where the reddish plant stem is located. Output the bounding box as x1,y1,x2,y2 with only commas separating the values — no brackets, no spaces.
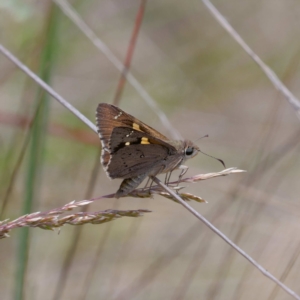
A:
113,0,147,105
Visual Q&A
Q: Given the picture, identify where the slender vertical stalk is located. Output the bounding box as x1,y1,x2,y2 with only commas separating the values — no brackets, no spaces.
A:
14,4,59,300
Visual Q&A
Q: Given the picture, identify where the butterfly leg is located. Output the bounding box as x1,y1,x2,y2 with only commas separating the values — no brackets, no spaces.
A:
178,165,188,185
145,165,166,192
143,176,152,190
165,171,173,185
145,176,155,194
140,175,158,196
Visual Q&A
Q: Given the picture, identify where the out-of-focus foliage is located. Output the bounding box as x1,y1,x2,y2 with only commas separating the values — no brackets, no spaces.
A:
1,1,300,299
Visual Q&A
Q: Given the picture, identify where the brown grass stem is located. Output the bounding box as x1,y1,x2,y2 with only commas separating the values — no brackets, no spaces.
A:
152,176,300,300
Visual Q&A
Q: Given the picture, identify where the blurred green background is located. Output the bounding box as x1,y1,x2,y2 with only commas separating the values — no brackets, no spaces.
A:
1,0,300,299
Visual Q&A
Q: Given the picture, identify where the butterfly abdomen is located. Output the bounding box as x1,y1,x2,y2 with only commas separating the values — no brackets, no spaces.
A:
115,174,148,198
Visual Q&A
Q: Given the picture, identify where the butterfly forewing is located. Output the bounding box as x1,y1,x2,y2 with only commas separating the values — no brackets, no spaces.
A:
109,127,174,153
96,104,177,176
96,103,169,142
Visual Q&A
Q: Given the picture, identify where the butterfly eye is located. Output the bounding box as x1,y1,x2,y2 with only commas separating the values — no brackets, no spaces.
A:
185,147,194,156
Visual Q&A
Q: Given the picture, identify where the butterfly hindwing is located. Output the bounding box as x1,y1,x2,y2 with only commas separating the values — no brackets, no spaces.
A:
107,127,175,178
107,142,171,178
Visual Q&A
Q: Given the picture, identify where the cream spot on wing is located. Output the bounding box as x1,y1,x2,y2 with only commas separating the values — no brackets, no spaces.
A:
141,137,150,144
114,112,123,119
125,142,130,146
126,131,135,138
133,123,142,131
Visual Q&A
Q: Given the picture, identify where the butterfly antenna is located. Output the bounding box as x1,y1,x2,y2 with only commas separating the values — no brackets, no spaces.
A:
198,149,226,169
194,134,209,143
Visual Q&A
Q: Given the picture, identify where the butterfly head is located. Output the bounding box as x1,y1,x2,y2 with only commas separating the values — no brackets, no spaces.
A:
184,140,200,160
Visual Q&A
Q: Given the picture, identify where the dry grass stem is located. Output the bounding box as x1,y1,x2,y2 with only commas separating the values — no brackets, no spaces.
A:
125,168,245,202
151,177,300,300
201,0,300,119
53,0,181,139
0,44,97,133
0,168,242,239
0,201,151,239
180,167,246,182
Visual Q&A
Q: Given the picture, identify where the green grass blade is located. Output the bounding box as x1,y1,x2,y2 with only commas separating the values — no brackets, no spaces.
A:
14,5,60,300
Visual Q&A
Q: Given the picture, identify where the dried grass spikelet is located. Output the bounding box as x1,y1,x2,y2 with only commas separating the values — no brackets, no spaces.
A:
0,198,151,239
126,168,245,203
0,168,244,239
